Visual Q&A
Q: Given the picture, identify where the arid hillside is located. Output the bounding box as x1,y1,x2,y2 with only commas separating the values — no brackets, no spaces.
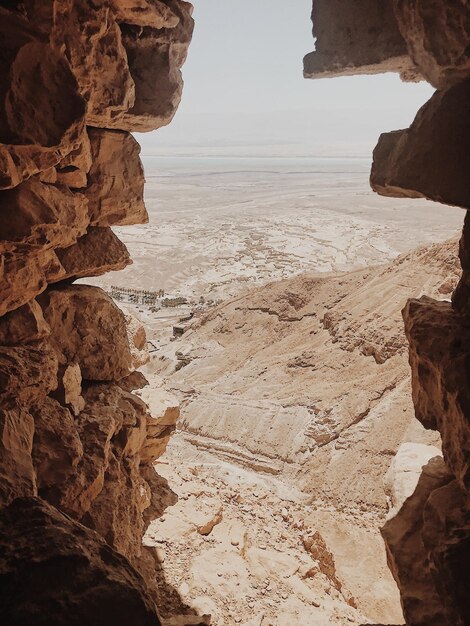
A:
139,236,462,625
149,237,460,511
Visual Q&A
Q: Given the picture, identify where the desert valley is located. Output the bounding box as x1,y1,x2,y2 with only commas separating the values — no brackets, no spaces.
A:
3,2,470,626
90,157,464,625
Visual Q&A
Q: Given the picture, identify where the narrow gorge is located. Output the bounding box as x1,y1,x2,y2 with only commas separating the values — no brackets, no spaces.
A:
0,2,469,626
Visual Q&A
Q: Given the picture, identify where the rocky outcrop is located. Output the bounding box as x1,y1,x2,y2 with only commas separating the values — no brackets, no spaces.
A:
305,3,470,624
393,1,470,90
303,0,419,80
0,0,193,623
371,79,470,208
0,498,162,626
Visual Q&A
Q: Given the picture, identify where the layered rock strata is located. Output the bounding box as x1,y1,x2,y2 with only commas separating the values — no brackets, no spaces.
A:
0,0,193,624
305,2,470,625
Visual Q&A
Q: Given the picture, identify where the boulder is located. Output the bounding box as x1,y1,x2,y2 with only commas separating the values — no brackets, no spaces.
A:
0,299,49,346
393,0,470,89
371,79,470,209
85,128,147,226
0,497,162,626
39,285,133,382
403,297,470,489
382,457,454,626
303,0,418,80
53,227,132,281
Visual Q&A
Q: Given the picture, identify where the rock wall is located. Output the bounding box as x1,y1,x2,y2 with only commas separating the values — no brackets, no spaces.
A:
2,1,470,624
0,1,193,624
306,2,470,625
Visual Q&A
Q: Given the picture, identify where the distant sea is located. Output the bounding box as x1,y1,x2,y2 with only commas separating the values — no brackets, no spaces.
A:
141,155,372,178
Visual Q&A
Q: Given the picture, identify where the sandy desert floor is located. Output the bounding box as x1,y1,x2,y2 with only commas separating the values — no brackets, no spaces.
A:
93,156,464,303
92,157,464,625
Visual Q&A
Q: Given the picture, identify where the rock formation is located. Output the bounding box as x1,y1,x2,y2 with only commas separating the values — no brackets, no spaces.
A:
1,0,470,624
0,0,193,624
305,3,470,625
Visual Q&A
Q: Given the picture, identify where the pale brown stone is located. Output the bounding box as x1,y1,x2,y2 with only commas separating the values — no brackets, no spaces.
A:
403,297,470,489
0,177,89,253
55,130,93,188
39,285,134,382
0,0,193,621
0,39,86,190
85,128,147,226
141,396,179,465
0,300,49,346
0,409,36,507
0,342,58,409
78,384,149,563
31,397,84,505
109,0,180,28
126,313,150,370
121,0,194,131
381,457,454,626
50,363,85,416
422,480,470,625
52,0,136,128
53,227,132,282
0,250,61,317
393,0,470,89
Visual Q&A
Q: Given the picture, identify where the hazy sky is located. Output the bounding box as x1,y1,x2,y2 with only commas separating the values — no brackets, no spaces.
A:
137,0,434,156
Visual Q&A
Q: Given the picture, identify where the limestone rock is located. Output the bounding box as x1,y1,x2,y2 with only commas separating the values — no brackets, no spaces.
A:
197,509,223,536
384,443,443,515
163,617,211,626
62,388,122,518
52,0,136,128
53,227,132,282
119,370,150,392
0,249,65,317
138,385,180,464
422,480,470,626
0,497,162,626
0,39,86,190
51,363,86,416
39,285,133,382
85,128,147,226
55,131,93,188
403,297,470,488
302,531,343,593
0,177,89,252
452,210,470,313
109,0,180,29
393,0,470,89
121,1,194,131
31,397,83,506
371,80,470,209
303,0,419,80
0,408,36,506
79,384,149,563
0,299,49,346
0,0,193,620
0,342,57,408
381,457,454,626
126,312,150,369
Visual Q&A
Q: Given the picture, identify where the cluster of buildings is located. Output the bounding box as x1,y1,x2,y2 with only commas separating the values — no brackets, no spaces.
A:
108,286,188,308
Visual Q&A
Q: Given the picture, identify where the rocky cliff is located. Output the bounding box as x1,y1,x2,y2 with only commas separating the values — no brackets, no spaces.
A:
1,1,470,625
305,3,470,625
0,1,193,624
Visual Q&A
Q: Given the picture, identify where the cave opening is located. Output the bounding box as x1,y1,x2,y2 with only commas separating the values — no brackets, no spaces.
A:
1,2,470,626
